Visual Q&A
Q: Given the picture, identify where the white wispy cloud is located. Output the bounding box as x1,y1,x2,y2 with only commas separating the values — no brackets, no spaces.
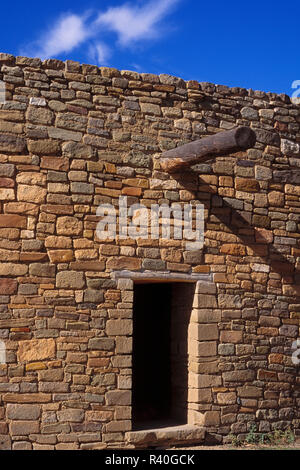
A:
88,42,112,66
96,0,180,46
21,13,91,60
20,0,180,64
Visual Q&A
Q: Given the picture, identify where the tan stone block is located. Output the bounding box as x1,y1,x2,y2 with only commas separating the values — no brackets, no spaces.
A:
18,339,56,362
285,184,300,196
0,188,14,200
235,177,259,192
38,369,64,382
56,216,83,236
56,271,85,289
218,294,242,308
283,284,300,296
45,236,72,249
122,187,142,196
0,278,17,294
203,411,220,426
219,330,243,343
106,320,132,336
0,176,14,187
16,172,46,186
106,390,131,406
255,228,274,243
189,323,218,341
187,409,205,426
25,362,47,371
257,327,278,336
217,392,236,404
6,404,41,420
0,263,28,276
106,257,141,270
2,393,51,403
69,261,105,271
48,250,74,263
0,110,24,122
4,202,38,216
190,360,219,374
193,294,217,309
191,309,221,323
106,420,131,432
140,102,161,116
237,386,262,398
17,184,47,204
160,248,182,263
204,254,224,264
189,373,222,388
27,139,60,155
41,156,69,171
75,249,98,260
87,410,114,422
10,420,39,436
195,281,216,294
268,191,284,206
219,176,233,187
0,214,26,228
188,340,217,357
26,106,54,125
220,244,246,255
188,388,212,403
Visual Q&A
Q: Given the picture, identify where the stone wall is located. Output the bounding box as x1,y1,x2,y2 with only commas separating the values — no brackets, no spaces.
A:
0,52,299,449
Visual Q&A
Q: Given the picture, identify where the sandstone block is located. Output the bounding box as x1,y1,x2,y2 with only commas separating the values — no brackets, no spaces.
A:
10,420,39,436
26,106,54,125
106,390,131,406
0,133,26,153
0,263,28,276
29,263,55,277
48,250,74,263
57,409,84,422
188,340,217,357
220,330,243,343
235,177,259,192
6,404,40,420
45,236,72,249
0,278,17,294
106,257,141,270
218,294,242,308
217,392,236,405
56,271,85,289
18,339,56,362
56,216,83,236
0,188,14,200
27,139,60,155
106,320,132,336
189,323,218,341
17,184,47,204
223,370,255,382
193,294,217,309
189,373,222,388
88,338,115,351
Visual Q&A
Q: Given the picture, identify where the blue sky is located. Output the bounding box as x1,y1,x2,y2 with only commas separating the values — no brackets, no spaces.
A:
1,0,299,95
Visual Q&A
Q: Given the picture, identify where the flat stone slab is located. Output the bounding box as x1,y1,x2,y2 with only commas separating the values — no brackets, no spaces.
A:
125,424,206,448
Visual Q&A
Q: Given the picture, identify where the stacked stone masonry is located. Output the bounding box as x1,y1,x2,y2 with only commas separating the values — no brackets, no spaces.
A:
0,51,299,449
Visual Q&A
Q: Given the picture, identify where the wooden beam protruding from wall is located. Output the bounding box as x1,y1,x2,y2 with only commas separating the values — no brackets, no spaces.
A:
159,126,256,174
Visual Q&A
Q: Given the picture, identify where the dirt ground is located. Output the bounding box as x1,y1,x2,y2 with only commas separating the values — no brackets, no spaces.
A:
169,441,300,451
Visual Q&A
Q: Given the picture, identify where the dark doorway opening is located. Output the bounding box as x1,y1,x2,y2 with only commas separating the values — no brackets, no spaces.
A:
132,282,195,430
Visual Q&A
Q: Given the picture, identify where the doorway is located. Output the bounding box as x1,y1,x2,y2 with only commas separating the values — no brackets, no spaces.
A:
132,282,195,430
